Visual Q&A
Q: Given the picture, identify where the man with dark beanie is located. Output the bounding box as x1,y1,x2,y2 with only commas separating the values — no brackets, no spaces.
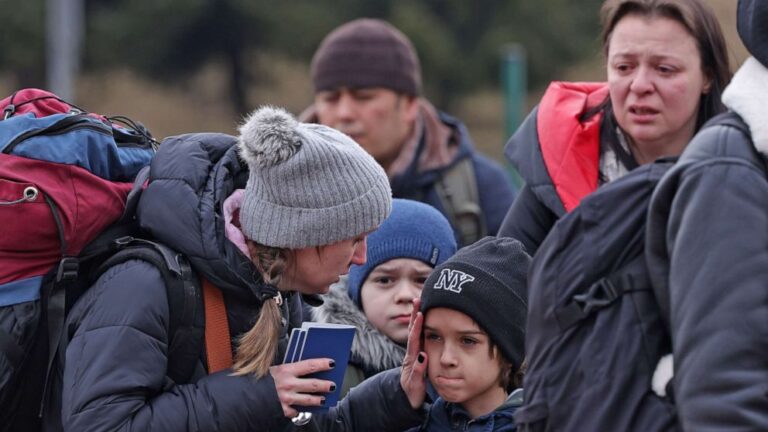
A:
405,236,528,431
301,18,516,247
645,0,768,429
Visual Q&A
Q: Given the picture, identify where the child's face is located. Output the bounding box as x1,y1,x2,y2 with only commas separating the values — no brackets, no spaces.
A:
423,307,507,419
360,258,432,345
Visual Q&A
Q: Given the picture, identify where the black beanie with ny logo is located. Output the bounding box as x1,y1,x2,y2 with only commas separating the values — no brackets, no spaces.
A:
421,236,530,369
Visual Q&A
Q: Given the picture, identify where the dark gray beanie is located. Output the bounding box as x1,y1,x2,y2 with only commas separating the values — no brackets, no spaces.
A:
421,236,529,369
738,0,768,67
311,18,422,96
237,106,392,248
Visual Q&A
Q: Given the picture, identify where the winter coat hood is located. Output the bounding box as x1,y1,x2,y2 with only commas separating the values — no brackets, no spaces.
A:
723,57,768,156
505,81,608,216
137,132,266,301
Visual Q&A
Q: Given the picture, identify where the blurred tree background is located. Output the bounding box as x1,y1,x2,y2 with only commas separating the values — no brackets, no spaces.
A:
0,0,746,162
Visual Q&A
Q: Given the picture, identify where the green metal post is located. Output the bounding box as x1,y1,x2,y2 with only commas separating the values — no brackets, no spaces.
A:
501,44,527,188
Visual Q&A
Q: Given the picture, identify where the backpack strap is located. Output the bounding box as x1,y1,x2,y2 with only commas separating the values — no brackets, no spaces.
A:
202,278,233,373
90,239,205,384
434,158,487,245
119,166,150,224
39,168,150,394
554,255,651,331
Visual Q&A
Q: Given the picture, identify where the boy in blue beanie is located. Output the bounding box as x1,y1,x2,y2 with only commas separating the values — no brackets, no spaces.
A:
311,198,456,396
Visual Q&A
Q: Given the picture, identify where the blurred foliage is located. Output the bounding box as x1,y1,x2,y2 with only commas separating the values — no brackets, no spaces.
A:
0,0,46,87
0,0,603,114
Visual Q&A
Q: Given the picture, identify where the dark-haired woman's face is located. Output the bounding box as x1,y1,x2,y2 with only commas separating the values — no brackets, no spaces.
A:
607,15,709,163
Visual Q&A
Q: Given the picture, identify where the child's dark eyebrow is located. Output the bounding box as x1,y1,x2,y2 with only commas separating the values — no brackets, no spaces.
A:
423,326,485,336
457,330,485,336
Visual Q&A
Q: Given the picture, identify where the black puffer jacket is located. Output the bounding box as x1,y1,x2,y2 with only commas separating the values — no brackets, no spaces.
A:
49,133,422,431
646,57,768,430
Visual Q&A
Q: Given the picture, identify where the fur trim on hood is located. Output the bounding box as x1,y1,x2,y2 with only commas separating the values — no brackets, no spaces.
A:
723,57,768,155
311,277,405,374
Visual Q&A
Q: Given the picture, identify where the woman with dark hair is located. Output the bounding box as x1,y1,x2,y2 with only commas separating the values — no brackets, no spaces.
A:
499,0,731,255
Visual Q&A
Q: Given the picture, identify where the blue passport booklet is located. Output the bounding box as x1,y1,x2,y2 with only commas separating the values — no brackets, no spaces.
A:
283,322,356,412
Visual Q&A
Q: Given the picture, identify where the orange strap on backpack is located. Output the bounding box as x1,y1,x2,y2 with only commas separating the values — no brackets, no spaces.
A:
202,278,233,373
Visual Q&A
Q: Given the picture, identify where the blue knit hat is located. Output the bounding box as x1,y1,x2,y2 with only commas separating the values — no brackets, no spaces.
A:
348,199,457,306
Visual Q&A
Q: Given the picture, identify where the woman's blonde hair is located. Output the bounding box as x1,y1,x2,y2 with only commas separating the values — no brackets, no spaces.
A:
231,239,289,377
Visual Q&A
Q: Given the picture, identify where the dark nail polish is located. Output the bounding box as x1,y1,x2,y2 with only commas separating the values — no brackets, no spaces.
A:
320,397,326,405
330,384,336,392
329,360,336,368
417,353,425,363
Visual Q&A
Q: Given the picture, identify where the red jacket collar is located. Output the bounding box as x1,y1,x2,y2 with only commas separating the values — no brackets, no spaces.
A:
537,81,609,212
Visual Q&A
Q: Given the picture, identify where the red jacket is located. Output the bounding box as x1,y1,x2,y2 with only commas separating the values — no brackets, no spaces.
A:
499,81,609,254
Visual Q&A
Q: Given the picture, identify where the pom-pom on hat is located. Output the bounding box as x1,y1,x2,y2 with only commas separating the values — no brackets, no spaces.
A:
348,199,457,306
421,236,530,369
311,18,422,96
238,106,392,248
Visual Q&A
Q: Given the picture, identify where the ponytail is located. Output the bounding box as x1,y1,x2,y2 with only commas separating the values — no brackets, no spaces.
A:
231,240,288,377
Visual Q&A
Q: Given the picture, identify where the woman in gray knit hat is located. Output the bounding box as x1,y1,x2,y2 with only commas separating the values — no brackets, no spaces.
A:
47,106,427,431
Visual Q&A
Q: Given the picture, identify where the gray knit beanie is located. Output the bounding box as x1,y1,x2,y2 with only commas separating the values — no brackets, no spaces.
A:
311,18,422,96
237,106,392,248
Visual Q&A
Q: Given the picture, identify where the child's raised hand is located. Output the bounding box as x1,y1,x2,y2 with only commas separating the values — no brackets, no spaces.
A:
401,298,427,409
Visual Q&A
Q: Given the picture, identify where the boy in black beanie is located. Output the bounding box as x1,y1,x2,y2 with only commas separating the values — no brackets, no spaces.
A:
406,236,529,431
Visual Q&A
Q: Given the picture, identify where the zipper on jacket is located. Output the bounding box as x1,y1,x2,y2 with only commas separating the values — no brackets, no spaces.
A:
3,115,111,154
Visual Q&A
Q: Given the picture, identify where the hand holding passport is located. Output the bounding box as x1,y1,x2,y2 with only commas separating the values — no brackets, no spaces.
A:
283,322,356,412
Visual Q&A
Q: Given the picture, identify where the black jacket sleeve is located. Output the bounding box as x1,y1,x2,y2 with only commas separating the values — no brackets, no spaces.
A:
302,368,424,432
60,260,288,432
497,184,558,256
650,134,768,430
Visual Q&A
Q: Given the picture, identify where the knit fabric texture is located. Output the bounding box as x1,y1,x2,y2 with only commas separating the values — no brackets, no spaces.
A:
421,236,529,368
738,0,768,67
311,18,422,96
348,199,457,306
237,106,392,248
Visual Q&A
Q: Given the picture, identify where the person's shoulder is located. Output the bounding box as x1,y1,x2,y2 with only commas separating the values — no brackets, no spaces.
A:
469,151,509,175
85,257,172,322
674,113,763,180
685,114,754,161
92,258,167,299
67,258,172,337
